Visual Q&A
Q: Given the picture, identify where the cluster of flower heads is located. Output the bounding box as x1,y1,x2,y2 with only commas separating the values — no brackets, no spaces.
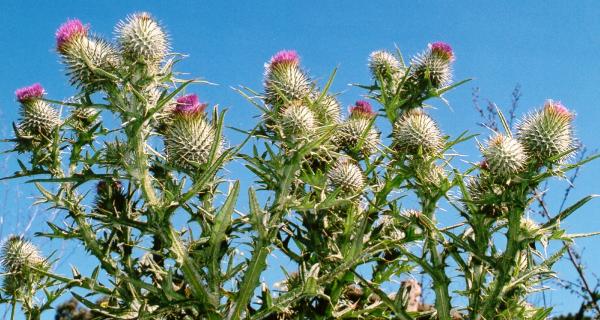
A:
54,13,168,91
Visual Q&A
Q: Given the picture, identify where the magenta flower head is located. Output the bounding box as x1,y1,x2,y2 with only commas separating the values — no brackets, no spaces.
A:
15,83,45,103
544,99,573,119
174,94,207,116
349,100,376,118
56,19,88,52
429,42,454,61
267,50,300,70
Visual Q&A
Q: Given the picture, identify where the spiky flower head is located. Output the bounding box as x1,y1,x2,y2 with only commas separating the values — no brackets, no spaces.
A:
56,19,119,90
481,134,528,179
328,158,366,195
116,12,169,62
280,103,317,139
1,236,45,273
349,100,376,119
336,115,379,155
517,100,575,163
309,93,342,124
164,97,221,172
411,41,454,87
56,19,88,53
264,50,312,109
15,83,44,103
368,50,403,81
17,95,61,138
393,109,443,156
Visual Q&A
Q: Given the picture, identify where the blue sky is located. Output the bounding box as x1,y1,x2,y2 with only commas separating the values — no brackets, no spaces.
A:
1,1,600,317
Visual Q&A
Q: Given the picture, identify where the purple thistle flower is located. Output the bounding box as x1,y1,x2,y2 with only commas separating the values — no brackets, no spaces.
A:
56,19,88,51
15,83,44,103
430,42,454,61
349,100,376,118
174,94,207,115
268,50,299,69
544,100,573,119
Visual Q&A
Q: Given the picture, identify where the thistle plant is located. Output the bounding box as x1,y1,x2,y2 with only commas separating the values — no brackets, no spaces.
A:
2,13,598,320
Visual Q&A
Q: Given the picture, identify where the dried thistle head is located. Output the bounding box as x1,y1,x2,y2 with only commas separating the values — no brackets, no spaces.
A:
517,100,575,164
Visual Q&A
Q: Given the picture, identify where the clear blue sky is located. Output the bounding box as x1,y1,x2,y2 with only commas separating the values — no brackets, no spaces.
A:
1,1,599,317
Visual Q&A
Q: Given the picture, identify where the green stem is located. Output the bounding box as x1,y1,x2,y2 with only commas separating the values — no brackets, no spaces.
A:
480,208,521,318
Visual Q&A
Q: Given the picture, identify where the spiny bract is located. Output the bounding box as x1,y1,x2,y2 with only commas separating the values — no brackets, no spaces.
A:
18,100,61,137
327,159,366,195
280,103,317,139
517,100,575,163
1,236,46,273
393,109,443,156
369,50,403,81
411,42,454,88
482,134,528,179
164,110,220,172
264,51,312,109
116,12,169,63
60,36,120,90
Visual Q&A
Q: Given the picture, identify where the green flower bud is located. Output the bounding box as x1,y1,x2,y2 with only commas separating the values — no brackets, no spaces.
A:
368,50,403,82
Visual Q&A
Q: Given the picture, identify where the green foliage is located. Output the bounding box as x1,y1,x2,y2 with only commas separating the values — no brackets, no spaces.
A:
1,13,597,320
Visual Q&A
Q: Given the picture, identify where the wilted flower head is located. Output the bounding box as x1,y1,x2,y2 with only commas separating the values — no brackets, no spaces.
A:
517,99,575,163
429,42,454,61
56,19,88,52
15,83,44,103
267,50,300,70
116,12,169,62
349,100,376,119
174,94,207,116
393,109,443,156
482,134,528,179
